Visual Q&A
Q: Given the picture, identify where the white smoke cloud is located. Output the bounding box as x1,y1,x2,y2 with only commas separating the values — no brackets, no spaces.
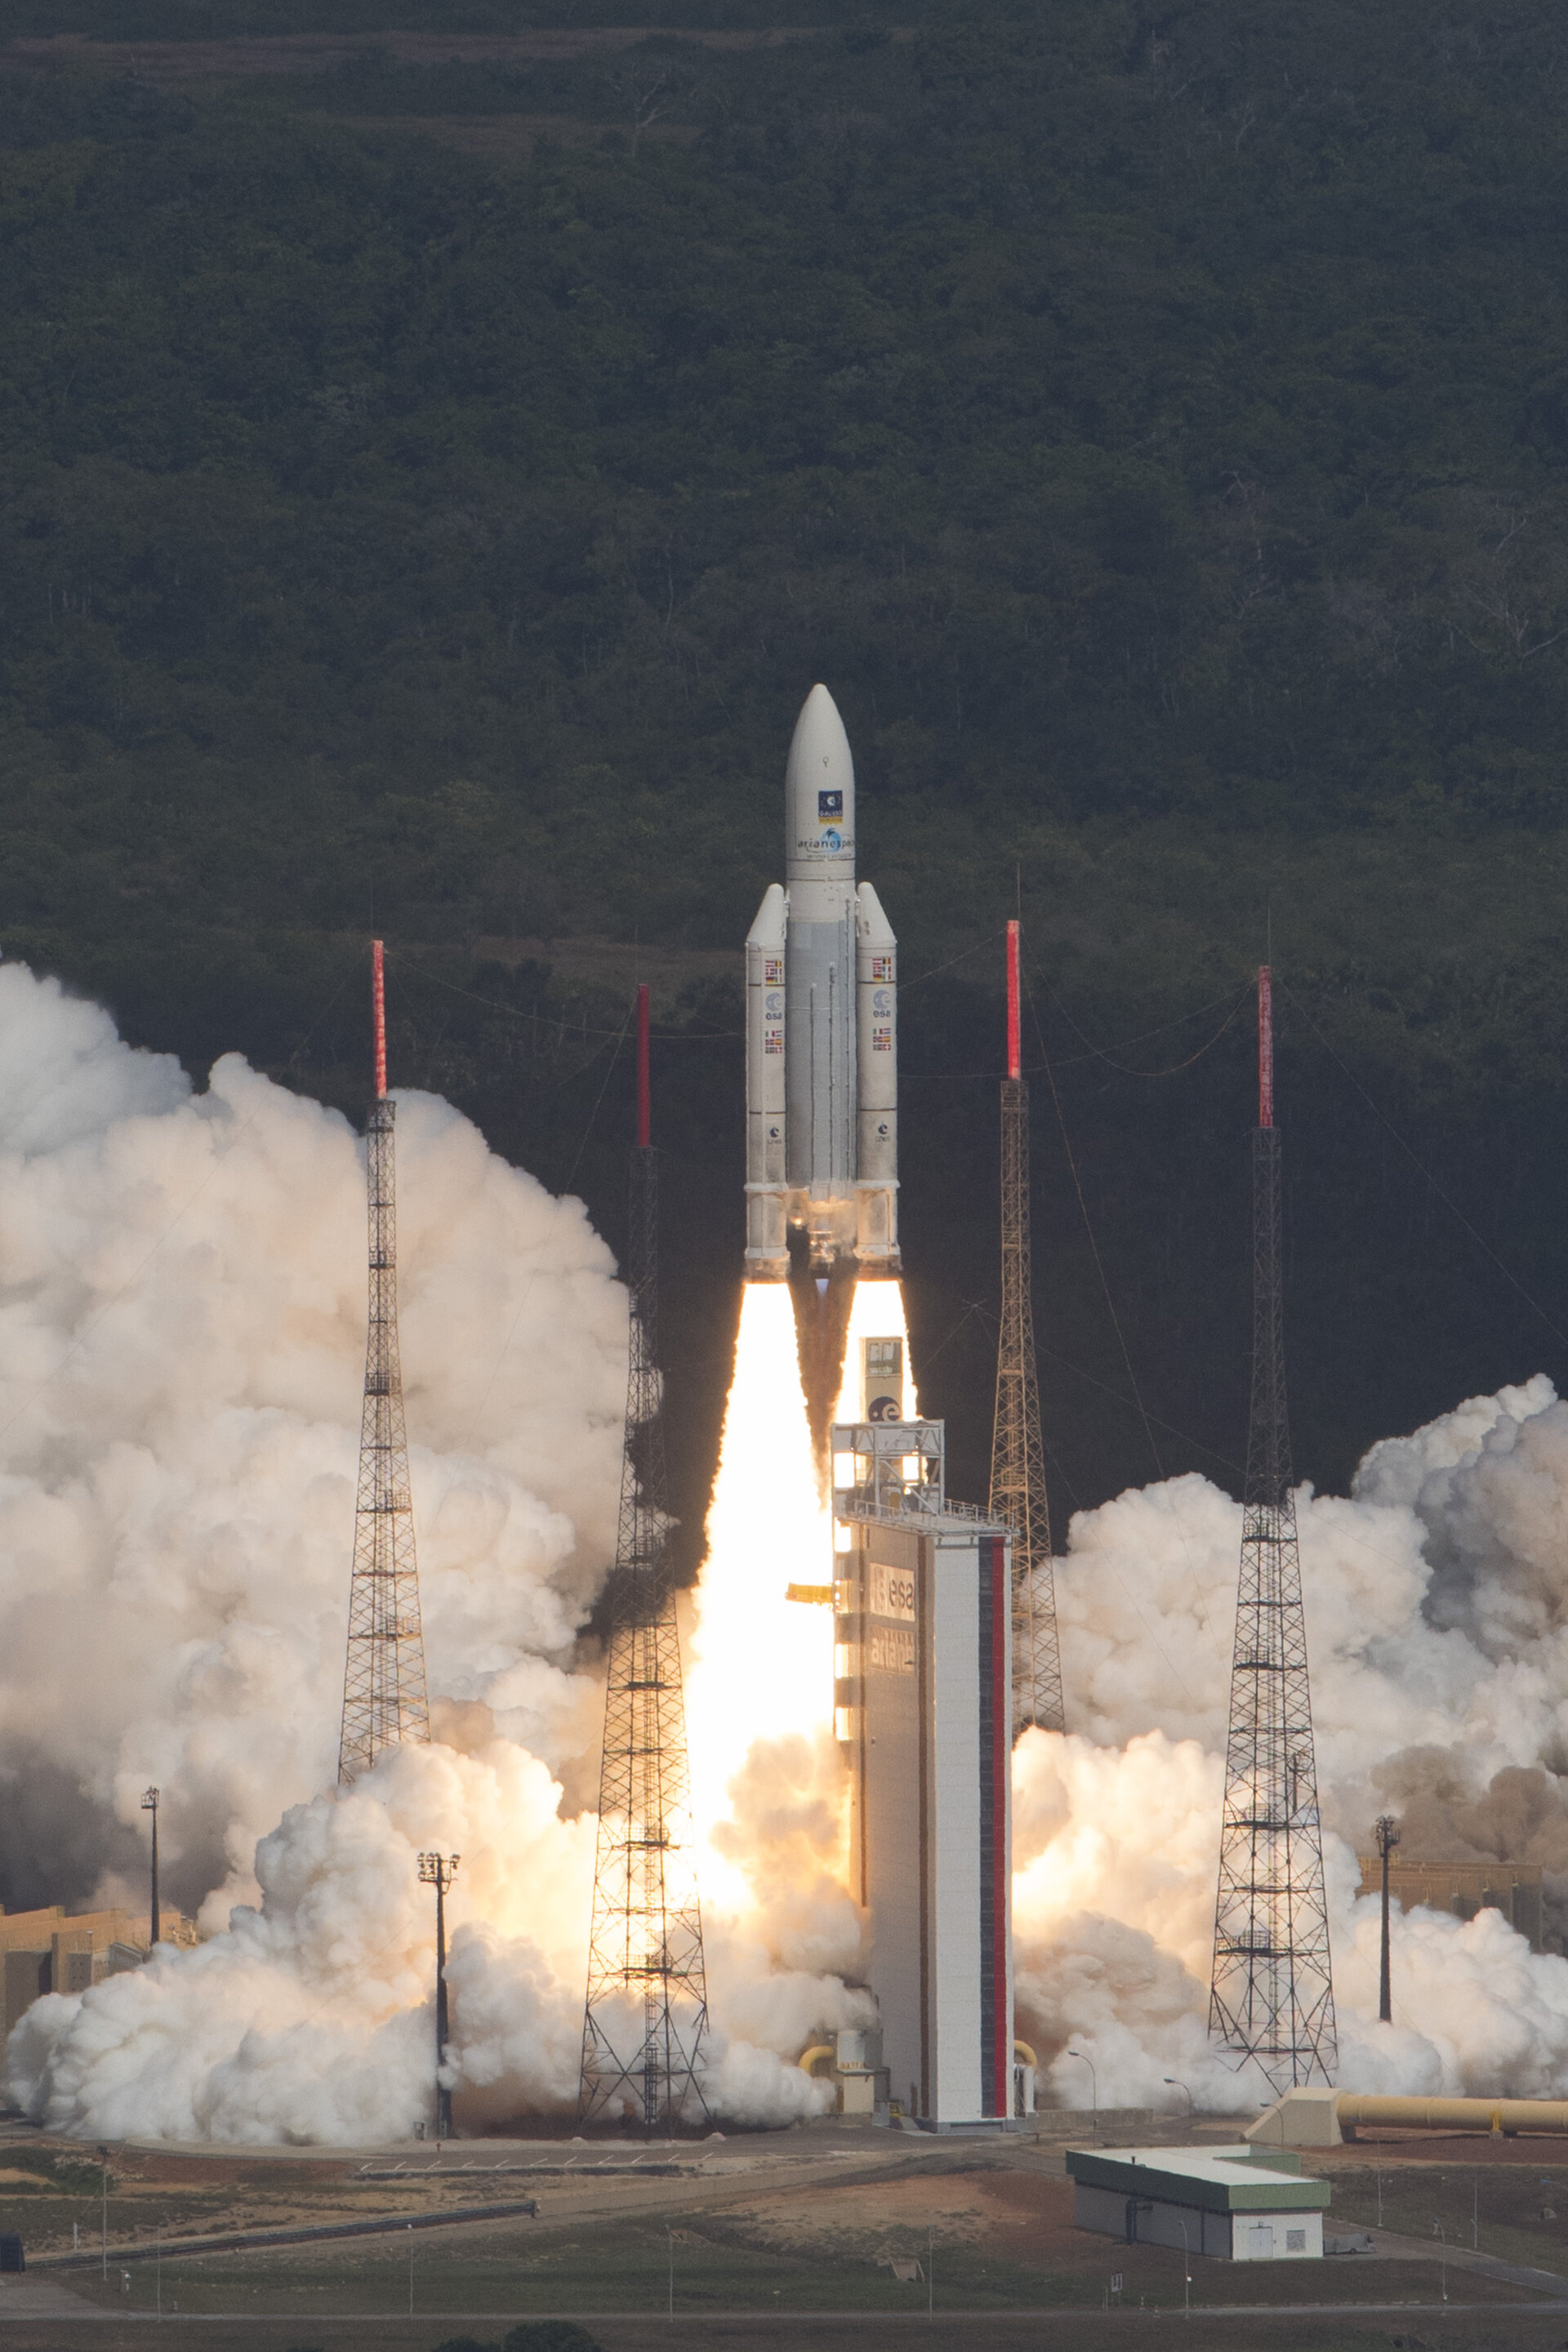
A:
0,964,863,2139
0,964,628,1926
16,956,1568,2135
1018,1377,1568,2109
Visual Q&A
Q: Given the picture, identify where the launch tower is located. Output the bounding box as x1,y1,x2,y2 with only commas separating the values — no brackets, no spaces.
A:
581,988,710,2127
832,1416,1022,2127
989,920,1065,1739
1209,969,1337,2088
338,941,431,1785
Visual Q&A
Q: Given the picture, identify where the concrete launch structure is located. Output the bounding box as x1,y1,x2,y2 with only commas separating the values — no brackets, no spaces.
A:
831,1363,1021,2129
746,686,898,1279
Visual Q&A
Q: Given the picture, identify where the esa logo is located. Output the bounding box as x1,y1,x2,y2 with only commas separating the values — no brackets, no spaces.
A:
866,1394,900,1422
818,790,843,819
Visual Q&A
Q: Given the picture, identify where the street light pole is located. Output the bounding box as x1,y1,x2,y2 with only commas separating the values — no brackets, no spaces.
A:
1067,2050,1098,2140
1176,2217,1191,2320
98,2145,109,2279
416,1853,461,2139
1374,1814,1400,2024
1163,2078,1195,2123
140,1788,160,1949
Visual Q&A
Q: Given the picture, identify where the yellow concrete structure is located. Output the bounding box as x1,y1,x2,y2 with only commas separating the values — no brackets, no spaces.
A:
0,1905,198,2038
1250,2087,1568,2146
1355,1856,1544,1950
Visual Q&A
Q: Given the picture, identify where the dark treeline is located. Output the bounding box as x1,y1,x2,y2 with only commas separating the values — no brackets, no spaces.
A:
3,0,1568,1560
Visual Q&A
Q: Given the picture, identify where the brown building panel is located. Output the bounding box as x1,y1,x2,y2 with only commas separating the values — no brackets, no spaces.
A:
1356,1858,1545,1952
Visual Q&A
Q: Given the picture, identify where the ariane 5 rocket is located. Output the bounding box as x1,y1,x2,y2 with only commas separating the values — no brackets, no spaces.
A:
745,684,898,1281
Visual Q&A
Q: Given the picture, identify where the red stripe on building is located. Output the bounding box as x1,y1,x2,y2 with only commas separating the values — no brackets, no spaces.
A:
989,1535,1010,2118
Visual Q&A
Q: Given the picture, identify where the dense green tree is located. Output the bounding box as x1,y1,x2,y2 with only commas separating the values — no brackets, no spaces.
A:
3,0,1568,1539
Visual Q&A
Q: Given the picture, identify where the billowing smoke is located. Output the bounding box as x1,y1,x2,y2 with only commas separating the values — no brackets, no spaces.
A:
0,962,626,1925
13,955,1568,2137
0,964,853,2137
1018,1374,1568,2109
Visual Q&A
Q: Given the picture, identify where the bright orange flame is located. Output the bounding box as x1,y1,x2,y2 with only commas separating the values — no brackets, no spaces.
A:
686,1276,915,1925
685,1282,831,1915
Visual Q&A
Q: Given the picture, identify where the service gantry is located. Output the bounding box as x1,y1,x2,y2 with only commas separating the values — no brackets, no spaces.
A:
580,987,709,2128
1209,966,1337,2090
990,920,1065,1739
338,940,431,1784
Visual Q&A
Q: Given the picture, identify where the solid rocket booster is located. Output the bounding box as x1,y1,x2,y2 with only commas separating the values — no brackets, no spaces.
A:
745,684,898,1279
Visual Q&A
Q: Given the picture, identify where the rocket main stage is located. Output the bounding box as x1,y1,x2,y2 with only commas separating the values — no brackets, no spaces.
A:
745,685,898,1281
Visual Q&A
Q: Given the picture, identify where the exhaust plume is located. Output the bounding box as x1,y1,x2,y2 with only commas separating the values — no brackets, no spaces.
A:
0,964,865,2136
1018,1374,1568,2108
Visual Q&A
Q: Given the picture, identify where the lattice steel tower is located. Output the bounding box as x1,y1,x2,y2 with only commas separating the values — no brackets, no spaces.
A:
1209,967,1337,2088
990,920,1065,1738
338,940,431,1785
580,987,709,2127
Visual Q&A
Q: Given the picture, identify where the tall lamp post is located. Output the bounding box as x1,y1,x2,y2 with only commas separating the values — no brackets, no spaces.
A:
417,1852,460,2139
140,1788,160,1949
1066,2049,1098,2141
1374,1815,1401,2024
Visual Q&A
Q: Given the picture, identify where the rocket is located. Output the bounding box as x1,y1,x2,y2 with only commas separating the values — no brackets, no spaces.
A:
745,685,898,1280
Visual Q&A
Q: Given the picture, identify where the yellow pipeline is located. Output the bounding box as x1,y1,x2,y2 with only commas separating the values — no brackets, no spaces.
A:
1339,2094,1568,2136
798,2044,835,2078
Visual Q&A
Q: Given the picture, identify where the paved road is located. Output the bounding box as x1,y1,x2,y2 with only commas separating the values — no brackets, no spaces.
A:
1365,2221,1568,2293
0,2274,106,2316
0,2301,1565,2324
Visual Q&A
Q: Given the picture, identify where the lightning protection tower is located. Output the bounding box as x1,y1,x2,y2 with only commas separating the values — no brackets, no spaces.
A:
338,940,431,1785
990,920,1065,1739
580,987,710,2129
1209,968,1337,2089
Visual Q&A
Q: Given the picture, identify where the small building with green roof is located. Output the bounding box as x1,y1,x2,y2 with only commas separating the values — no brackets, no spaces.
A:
1067,2143,1331,2261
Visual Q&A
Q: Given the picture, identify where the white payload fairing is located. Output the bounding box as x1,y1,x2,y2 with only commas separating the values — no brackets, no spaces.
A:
745,684,898,1280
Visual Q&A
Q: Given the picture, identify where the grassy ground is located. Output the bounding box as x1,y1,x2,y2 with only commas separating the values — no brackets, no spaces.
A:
0,2307,1564,2352
47,2194,1538,2319
0,2143,552,2260
0,2133,1560,2345
1325,2153,1568,2275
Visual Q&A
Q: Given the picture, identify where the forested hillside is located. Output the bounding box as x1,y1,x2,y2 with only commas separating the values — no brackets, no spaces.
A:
3,0,1568,1550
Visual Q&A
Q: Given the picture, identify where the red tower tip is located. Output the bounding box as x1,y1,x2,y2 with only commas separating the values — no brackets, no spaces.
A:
1005,920,1022,1084
636,982,651,1149
372,940,386,1100
1258,964,1273,1130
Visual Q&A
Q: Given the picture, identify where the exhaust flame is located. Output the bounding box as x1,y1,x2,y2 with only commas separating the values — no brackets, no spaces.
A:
685,1275,915,1928
685,1282,831,1915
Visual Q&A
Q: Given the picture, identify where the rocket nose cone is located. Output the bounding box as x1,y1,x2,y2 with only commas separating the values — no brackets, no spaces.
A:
786,684,855,876
786,684,853,788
